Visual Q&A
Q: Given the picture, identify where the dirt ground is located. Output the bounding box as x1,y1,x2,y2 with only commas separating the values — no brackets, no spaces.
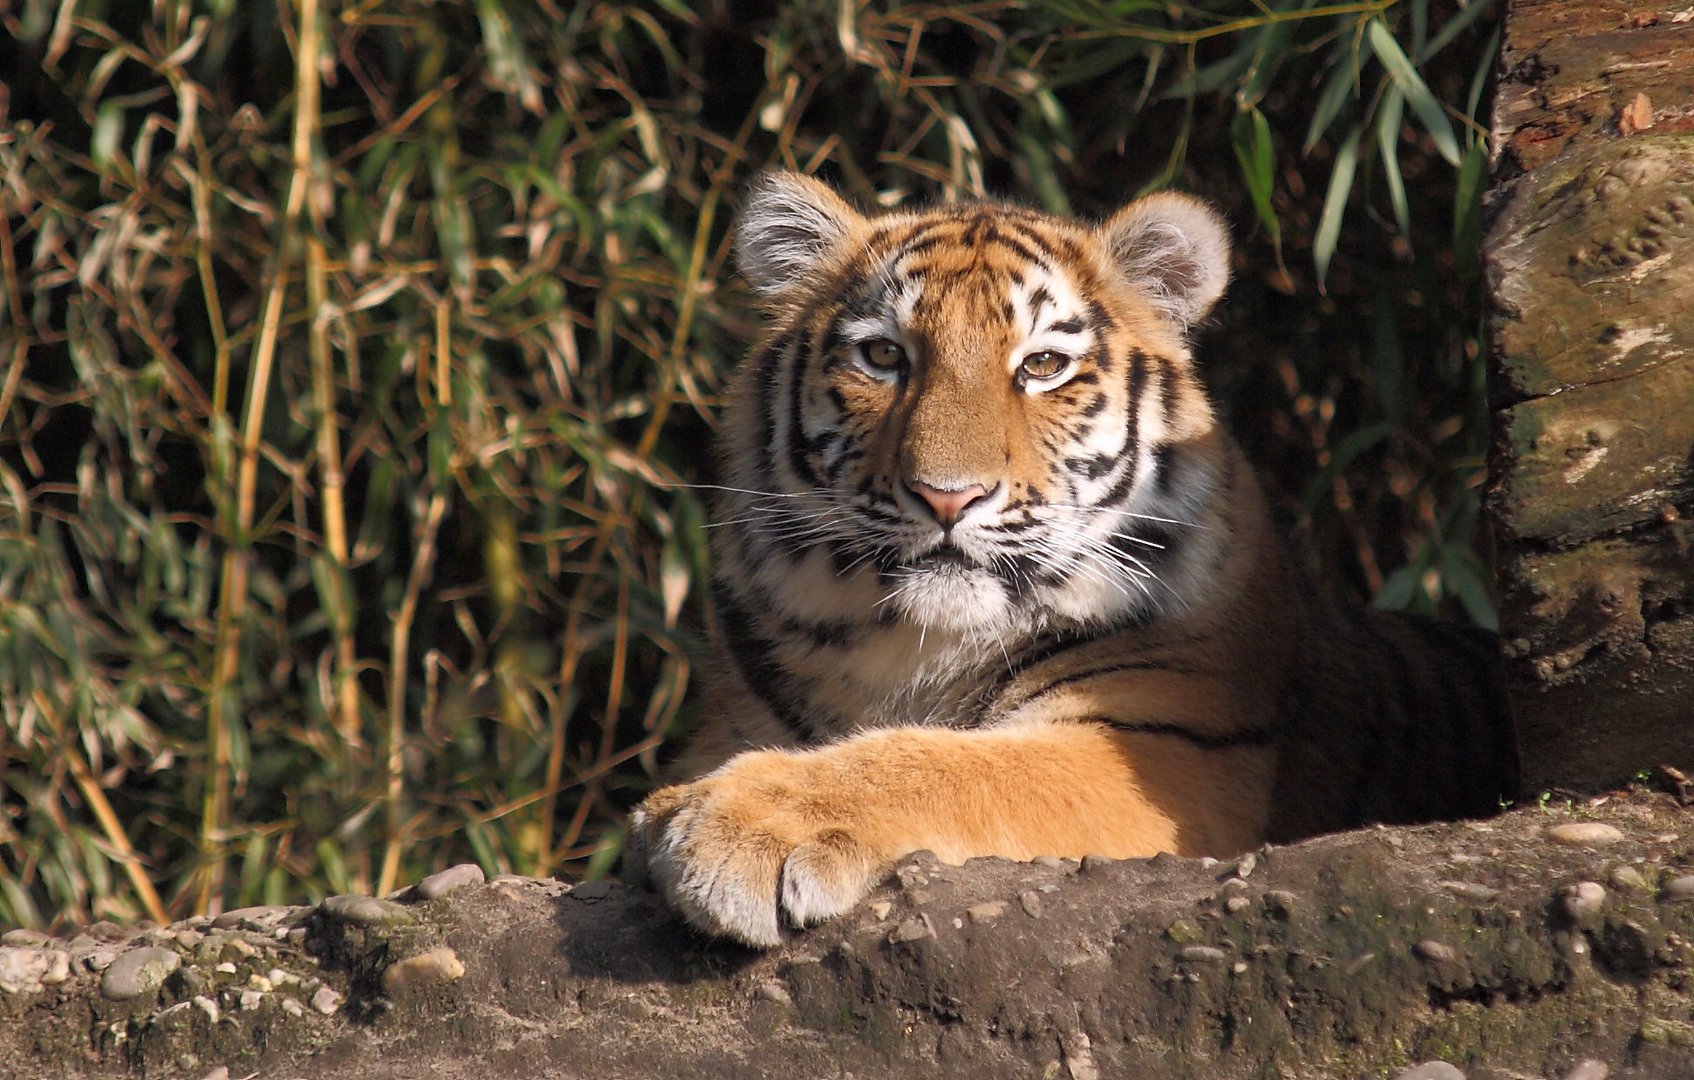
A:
3,788,1693,1080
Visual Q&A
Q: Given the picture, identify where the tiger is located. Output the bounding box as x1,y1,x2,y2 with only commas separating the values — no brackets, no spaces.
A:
625,171,1517,948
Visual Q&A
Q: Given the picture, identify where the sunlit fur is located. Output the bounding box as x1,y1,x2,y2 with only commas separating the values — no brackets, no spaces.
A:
627,173,1515,948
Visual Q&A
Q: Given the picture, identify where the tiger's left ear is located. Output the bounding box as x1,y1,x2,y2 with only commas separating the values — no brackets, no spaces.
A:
1098,192,1232,332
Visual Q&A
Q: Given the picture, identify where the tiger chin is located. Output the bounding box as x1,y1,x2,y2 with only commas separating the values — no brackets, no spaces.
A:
624,171,1517,949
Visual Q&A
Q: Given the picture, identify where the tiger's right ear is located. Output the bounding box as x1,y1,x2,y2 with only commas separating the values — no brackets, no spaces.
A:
735,172,864,297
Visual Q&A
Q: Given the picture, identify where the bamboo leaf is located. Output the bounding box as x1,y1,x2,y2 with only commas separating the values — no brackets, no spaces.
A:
1314,127,1361,288
1452,137,1489,282
1367,18,1461,166
1231,107,1282,254
1376,85,1410,235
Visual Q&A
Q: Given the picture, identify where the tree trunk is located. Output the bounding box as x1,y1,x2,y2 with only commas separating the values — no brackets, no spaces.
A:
1487,0,1694,793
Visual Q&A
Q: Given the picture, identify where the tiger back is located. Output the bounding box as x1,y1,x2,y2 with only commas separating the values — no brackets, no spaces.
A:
627,172,1516,948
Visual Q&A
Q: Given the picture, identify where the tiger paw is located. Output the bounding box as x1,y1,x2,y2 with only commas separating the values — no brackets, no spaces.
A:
626,751,888,948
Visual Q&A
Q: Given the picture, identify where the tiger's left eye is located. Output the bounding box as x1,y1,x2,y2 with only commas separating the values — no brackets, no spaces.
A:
1019,350,1071,382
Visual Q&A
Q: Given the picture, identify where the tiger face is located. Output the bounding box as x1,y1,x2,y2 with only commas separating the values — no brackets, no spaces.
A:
720,173,1235,642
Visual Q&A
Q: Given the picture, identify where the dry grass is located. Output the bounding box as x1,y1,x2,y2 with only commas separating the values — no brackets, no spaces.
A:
0,0,1497,927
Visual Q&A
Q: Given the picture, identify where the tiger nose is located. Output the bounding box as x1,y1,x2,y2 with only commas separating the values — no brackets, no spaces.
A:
905,480,996,528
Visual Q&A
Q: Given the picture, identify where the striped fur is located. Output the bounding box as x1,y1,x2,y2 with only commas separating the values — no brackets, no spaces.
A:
627,173,1516,947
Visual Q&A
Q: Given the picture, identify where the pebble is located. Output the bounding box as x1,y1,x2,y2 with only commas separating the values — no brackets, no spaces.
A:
1392,1063,1465,1080
1178,946,1228,964
215,962,238,975
755,981,793,1007
1032,855,1069,870
1608,866,1649,892
0,948,52,994
1440,881,1499,903
1546,822,1625,847
1562,1059,1608,1080
866,900,893,920
280,997,305,1018
381,946,465,994
1661,875,1694,901
175,929,205,949
1232,853,1258,879
1019,890,1044,919
888,915,935,945
1264,891,1298,916
1413,940,1458,964
239,988,264,1011
39,950,70,986
100,947,182,1001
194,995,221,1024
2,929,51,947
84,947,120,972
1080,854,1117,873
1561,881,1607,920
86,921,126,942
1165,918,1203,945
896,864,929,890
966,901,1006,923
211,906,296,932
1224,895,1251,914
311,985,344,1015
1061,1030,1100,1080
199,1068,230,1080
319,894,415,927
417,863,486,901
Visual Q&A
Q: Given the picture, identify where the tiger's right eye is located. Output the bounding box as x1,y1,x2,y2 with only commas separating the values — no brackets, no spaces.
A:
859,338,907,371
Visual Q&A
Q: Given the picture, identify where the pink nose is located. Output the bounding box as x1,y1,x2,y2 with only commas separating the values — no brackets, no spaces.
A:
906,480,994,528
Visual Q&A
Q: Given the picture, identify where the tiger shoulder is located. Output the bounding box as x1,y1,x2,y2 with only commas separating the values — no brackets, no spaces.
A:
627,171,1517,948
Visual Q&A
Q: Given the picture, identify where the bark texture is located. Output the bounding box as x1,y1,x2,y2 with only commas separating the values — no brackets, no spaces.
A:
1487,0,1694,791
3,794,1693,1079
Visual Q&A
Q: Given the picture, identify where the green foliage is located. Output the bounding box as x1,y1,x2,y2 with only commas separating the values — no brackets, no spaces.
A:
0,0,1500,926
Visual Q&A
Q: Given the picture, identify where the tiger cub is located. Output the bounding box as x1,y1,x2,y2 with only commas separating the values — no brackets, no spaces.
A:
626,172,1516,947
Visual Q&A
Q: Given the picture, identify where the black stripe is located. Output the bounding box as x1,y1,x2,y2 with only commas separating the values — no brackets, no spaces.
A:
1007,657,1205,712
753,328,799,467
1089,717,1278,751
785,327,822,489
715,585,818,739
1028,285,1053,318
1151,444,1175,494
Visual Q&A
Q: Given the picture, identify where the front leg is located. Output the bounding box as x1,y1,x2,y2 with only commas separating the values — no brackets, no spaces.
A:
627,722,1268,947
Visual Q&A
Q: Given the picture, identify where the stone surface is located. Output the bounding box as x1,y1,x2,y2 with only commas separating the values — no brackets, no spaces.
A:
2,793,1693,1079
1546,822,1626,847
380,947,466,994
99,947,182,1002
318,894,415,927
1391,1063,1465,1080
0,948,53,995
416,864,486,901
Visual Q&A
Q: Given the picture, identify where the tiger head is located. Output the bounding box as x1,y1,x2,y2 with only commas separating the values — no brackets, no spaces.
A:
717,172,1236,643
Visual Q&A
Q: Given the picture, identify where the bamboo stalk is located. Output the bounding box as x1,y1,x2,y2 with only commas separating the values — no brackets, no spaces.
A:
35,693,170,925
377,487,448,895
375,297,454,895
197,0,322,914
307,236,361,751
